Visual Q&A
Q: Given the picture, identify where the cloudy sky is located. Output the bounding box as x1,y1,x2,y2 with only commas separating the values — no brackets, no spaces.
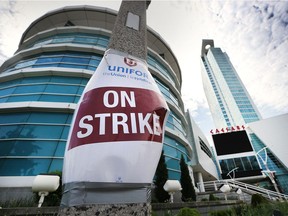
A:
0,0,287,143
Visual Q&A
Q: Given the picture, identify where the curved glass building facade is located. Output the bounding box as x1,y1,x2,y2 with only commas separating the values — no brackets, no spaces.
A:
0,6,192,195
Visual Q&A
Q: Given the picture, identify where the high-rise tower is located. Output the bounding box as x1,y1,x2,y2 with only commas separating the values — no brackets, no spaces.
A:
201,39,288,194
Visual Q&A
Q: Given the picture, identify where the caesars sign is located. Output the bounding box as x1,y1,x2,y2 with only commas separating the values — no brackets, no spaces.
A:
62,50,169,184
210,125,246,134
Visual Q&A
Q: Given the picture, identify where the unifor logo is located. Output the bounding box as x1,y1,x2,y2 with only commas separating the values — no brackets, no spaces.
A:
124,57,137,67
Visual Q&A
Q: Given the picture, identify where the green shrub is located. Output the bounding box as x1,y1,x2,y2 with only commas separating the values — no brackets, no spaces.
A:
177,207,201,216
209,209,234,216
209,194,218,201
232,201,288,216
151,211,158,216
251,194,268,207
275,201,288,214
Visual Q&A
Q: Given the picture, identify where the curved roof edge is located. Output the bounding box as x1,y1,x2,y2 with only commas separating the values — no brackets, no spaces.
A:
19,5,118,46
18,5,182,83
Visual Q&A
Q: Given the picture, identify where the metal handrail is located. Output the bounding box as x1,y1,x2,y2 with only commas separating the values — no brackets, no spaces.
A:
197,179,288,201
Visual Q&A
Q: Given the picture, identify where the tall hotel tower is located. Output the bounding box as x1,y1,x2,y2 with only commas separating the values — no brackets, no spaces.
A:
201,39,288,193
0,6,192,200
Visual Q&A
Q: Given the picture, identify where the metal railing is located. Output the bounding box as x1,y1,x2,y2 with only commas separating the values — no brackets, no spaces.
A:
197,179,288,201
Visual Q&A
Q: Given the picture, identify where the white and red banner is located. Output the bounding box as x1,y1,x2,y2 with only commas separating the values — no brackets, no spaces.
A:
62,50,169,184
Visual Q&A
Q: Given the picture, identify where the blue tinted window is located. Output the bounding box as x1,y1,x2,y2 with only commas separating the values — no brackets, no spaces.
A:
0,141,15,156
50,76,82,84
62,57,90,64
19,125,64,139
74,37,97,44
15,59,37,69
36,57,62,63
0,125,24,139
45,84,79,94
0,113,29,124
4,52,102,73
30,33,109,50
0,140,57,156
48,159,63,173
163,145,177,158
54,142,66,157
21,76,51,83
53,37,73,43
166,157,180,170
168,170,180,180
163,136,190,162
89,59,100,66
147,55,174,82
58,63,86,69
74,96,81,103
77,86,85,95
14,85,46,94
39,94,75,103
32,63,59,68
61,126,70,139
87,66,97,71
28,113,69,124
98,39,109,47
0,79,21,88
0,158,51,176
7,95,40,102
0,97,8,103
0,87,16,95
66,115,73,124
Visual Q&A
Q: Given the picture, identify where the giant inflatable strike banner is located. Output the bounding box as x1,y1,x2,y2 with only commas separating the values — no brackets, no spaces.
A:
62,49,169,186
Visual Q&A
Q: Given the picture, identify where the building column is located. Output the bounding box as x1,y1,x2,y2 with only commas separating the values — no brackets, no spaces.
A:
197,172,205,192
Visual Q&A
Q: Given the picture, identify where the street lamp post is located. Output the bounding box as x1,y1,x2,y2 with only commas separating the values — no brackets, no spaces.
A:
256,147,281,194
226,167,242,199
226,167,239,180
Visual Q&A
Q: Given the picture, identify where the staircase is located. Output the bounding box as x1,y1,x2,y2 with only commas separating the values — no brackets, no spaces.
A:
197,179,288,201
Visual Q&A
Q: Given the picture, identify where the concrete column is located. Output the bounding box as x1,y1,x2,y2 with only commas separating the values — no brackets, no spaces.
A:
197,172,205,192
60,1,153,215
108,0,151,60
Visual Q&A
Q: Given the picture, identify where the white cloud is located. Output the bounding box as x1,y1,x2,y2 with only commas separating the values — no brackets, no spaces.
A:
196,1,288,118
0,0,18,64
0,0,287,138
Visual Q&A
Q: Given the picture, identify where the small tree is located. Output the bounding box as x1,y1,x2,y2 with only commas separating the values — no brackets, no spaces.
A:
251,193,268,207
154,150,170,202
177,207,200,216
180,155,196,201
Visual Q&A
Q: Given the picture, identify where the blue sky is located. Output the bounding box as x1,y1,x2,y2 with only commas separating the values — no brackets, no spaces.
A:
0,0,287,143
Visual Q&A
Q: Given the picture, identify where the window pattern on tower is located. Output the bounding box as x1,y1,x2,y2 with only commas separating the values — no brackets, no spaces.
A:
202,56,232,127
250,133,287,175
3,52,102,74
163,136,191,180
219,156,261,174
210,48,260,124
199,137,213,158
147,54,174,83
0,112,73,176
166,111,186,137
29,33,109,49
154,77,179,107
0,76,88,103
